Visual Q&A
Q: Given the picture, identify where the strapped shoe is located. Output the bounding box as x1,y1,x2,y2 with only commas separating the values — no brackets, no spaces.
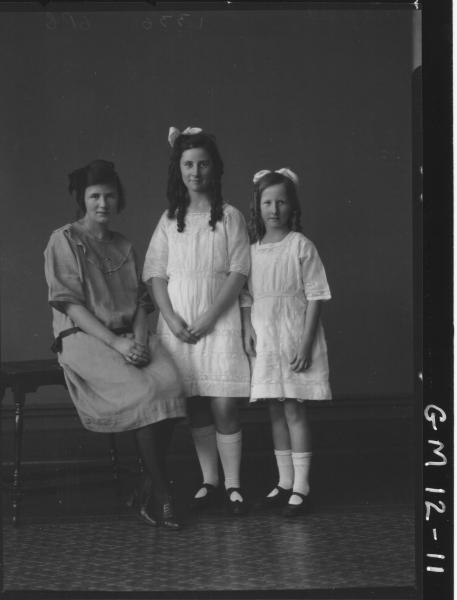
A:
258,486,292,510
190,483,220,511
226,487,249,516
282,492,311,518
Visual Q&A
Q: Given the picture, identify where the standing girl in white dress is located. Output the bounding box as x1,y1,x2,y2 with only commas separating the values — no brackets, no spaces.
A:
143,127,251,515
242,168,331,517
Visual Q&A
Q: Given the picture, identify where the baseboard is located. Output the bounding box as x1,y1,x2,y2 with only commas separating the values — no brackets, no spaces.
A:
1,396,415,433
1,410,416,470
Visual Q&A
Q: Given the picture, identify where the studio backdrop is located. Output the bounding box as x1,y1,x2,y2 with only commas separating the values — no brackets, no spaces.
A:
0,7,418,402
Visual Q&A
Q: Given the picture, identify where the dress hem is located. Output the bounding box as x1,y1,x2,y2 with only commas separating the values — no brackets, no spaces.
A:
250,382,332,402
184,382,250,399
77,398,187,433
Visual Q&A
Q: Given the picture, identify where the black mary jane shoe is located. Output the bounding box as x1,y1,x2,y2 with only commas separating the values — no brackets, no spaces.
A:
257,486,292,510
190,483,220,511
226,487,249,516
282,492,311,518
126,488,158,528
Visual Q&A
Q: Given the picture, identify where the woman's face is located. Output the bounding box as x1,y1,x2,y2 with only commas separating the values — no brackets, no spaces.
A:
83,184,118,226
179,147,214,194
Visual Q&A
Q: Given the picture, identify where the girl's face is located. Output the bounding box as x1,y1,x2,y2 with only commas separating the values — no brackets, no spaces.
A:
260,183,292,231
83,183,118,227
180,147,214,194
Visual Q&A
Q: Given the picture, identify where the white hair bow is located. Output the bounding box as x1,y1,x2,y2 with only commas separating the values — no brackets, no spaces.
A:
168,126,203,147
252,168,299,187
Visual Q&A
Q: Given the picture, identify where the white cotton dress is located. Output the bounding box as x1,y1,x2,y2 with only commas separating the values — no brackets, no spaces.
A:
248,231,332,402
142,204,251,398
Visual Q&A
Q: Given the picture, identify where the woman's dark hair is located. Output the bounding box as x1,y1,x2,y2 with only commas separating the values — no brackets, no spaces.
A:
166,131,224,232
249,171,302,242
68,159,126,216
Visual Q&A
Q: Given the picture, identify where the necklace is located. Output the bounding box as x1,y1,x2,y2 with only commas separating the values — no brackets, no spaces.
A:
75,222,116,274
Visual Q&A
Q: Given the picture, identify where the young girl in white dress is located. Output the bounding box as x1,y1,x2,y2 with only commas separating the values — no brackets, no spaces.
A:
242,168,331,517
143,127,251,515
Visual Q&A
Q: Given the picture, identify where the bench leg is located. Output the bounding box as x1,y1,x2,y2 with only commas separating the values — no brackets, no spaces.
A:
108,433,121,494
12,389,25,527
0,386,8,494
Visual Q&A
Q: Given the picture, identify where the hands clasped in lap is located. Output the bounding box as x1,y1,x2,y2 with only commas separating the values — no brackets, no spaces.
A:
168,311,216,344
113,334,151,367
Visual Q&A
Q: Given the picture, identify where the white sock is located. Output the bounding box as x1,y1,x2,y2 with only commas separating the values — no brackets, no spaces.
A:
216,430,243,502
191,425,219,498
267,449,293,497
290,451,312,504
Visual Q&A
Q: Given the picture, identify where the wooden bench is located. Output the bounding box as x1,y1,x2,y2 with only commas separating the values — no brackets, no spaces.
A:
0,359,121,526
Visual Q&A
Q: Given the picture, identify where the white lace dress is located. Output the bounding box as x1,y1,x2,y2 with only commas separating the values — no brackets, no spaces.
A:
143,204,251,398
248,231,332,402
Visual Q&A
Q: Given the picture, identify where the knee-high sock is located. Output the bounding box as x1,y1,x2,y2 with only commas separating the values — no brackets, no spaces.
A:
216,430,242,491
191,425,219,496
291,451,312,503
267,449,293,497
276,448,294,487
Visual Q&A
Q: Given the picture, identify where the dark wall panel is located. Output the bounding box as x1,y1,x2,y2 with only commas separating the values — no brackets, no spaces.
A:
0,8,416,400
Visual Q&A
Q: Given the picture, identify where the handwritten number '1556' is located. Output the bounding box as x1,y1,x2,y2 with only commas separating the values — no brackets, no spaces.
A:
45,13,91,31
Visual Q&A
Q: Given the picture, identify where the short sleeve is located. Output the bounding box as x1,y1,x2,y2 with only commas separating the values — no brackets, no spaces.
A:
142,212,169,282
44,228,85,313
299,238,331,301
225,207,250,276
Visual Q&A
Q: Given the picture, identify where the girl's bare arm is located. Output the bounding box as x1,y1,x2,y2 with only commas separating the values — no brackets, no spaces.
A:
148,277,198,344
290,300,322,372
241,306,257,357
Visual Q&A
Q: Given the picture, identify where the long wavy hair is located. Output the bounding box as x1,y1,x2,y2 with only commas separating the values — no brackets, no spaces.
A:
166,131,224,232
68,159,126,217
249,171,302,242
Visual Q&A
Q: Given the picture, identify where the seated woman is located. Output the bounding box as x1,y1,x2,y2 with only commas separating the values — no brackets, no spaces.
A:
44,159,186,529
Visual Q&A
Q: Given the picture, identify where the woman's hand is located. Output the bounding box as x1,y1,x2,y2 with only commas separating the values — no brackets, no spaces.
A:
112,336,150,366
243,322,257,358
168,313,198,344
290,342,312,373
129,339,151,367
188,311,217,340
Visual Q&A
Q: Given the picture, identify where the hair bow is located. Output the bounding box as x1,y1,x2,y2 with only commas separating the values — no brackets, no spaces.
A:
168,126,203,147
252,168,299,187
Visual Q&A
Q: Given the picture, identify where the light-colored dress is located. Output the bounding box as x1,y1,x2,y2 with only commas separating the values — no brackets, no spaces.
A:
44,222,186,432
248,231,332,402
142,204,251,398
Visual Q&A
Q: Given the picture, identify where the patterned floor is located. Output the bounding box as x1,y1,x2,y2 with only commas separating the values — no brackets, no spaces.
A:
1,453,416,594
3,506,415,592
